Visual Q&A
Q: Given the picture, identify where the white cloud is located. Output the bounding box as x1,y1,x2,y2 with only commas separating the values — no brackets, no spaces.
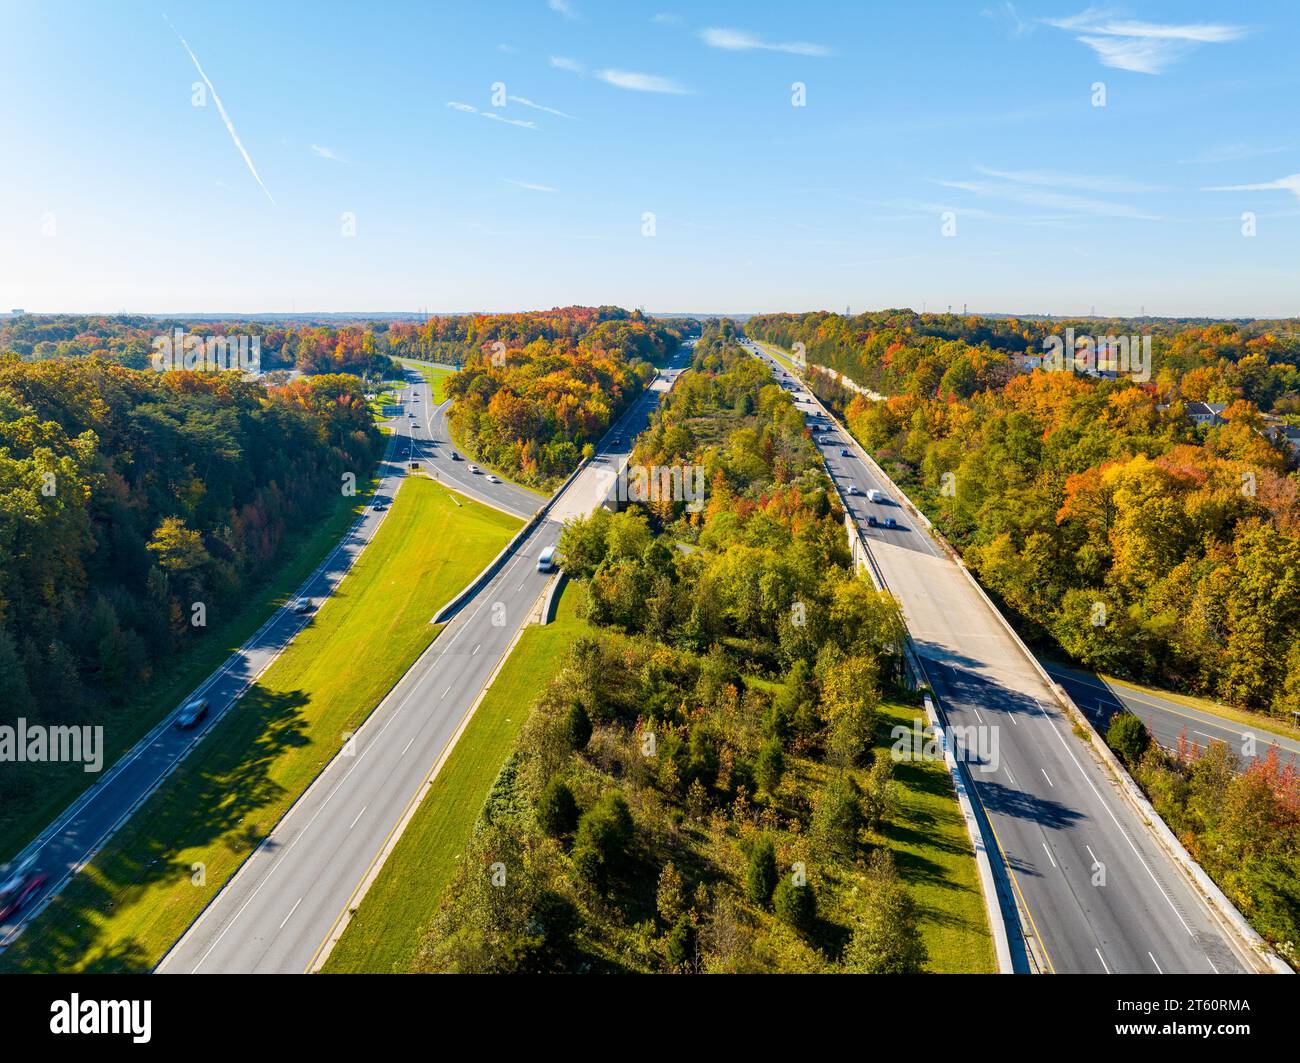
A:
1179,143,1289,165
165,17,275,204
596,69,690,94
506,179,558,193
1043,9,1248,74
311,144,344,161
508,95,576,119
981,2,1032,38
549,55,584,74
700,27,832,57
548,0,578,19
447,101,539,130
1205,173,1300,200
929,167,1162,219
652,13,683,25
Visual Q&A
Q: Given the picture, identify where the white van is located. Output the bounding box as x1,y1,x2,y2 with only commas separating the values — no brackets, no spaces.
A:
866,489,882,503
537,546,558,573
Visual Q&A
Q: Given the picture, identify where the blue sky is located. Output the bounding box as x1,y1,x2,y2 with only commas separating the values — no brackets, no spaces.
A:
1,0,1297,316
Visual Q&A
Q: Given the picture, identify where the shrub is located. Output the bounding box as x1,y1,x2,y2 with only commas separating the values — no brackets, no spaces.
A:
773,874,816,934
1106,712,1150,766
571,791,635,892
537,777,579,839
745,835,778,906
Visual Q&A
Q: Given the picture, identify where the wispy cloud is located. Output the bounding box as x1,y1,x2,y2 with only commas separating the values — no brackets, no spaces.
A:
446,101,539,130
311,144,345,162
165,17,275,204
547,0,578,19
652,13,683,25
506,179,558,193
930,166,1162,219
700,27,832,57
1179,143,1289,165
982,2,1032,38
1043,8,1248,73
508,95,577,119
549,55,585,74
1205,173,1300,201
596,69,691,94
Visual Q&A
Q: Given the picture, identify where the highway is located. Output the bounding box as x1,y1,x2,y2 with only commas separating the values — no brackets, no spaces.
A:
157,341,694,973
0,370,440,950
742,338,1265,975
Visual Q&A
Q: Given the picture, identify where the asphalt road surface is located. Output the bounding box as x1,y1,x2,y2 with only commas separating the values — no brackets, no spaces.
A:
0,379,438,950
1044,661,1300,773
157,342,694,973
742,338,1262,975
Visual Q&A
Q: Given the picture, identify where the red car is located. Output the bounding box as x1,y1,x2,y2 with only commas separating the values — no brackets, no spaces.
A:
0,858,47,923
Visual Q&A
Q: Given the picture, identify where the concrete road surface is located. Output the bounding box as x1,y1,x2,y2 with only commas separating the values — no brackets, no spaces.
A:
742,338,1262,975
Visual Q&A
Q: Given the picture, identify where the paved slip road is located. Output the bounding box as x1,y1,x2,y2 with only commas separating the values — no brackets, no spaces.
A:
0,371,449,951
742,338,1263,975
157,341,695,973
1043,661,1300,775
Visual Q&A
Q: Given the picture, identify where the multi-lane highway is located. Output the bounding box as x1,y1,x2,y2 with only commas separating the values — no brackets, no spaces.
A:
743,337,1267,975
0,378,440,950
157,341,695,973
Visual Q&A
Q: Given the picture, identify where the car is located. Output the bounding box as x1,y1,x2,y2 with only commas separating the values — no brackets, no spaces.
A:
293,598,314,615
0,858,47,923
469,464,481,474
537,546,558,573
486,474,501,484
867,515,879,527
408,460,420,470
866,488,883,503
372,502,387,511
840,448,849,457
847,484,858,495
410,424,419,430
175,698,209,730
408,412,416,418
884,516,898,529
450,452,462,461
412,396,420,402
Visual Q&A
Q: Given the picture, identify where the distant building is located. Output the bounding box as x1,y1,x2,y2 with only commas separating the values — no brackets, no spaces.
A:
1266,422,1300,457
10,309,25,315
1185,401,1227,426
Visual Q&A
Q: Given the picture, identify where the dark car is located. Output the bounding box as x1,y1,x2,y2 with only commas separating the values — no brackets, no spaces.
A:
867,515,879,527
293,598,314,615
884,517,898,529
840,448,849,457
176,698,209,729
450,452,462,461
0,859,47,923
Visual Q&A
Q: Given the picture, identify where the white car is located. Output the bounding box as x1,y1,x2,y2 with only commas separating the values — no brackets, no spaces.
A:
469,464,481,474
486,474,501,484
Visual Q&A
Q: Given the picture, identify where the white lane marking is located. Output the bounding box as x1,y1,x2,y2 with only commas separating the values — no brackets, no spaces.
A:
1041,767,1054,787
441,686,450,700
401,738,414,756
1095,947,1111,974
279,896,303,930
1009,713,1018,725
1041,842,1057,868
1207,955,1219,974
472,643,480,656
1004,765,1019,787
1033,699,1196,938
972,705,986,724
1086,843,1098,864
348,805,367,830
1148,951,1164,974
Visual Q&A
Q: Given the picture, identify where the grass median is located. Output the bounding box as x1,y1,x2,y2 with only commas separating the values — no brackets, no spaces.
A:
1,477,520,973
323,582,590,973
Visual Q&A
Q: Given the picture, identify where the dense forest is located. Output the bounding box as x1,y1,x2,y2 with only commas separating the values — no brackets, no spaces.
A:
746,312,1300,720
0,357,382,825
444,310,681,486
411,323,981,973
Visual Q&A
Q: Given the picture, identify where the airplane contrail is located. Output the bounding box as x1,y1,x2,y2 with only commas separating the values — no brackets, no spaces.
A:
164,15,276,205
